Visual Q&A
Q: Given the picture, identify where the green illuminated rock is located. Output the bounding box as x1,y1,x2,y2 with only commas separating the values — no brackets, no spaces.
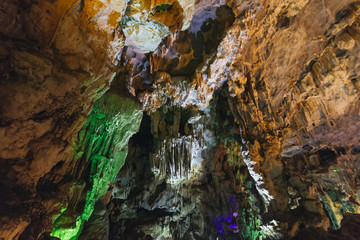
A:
51,90,143,240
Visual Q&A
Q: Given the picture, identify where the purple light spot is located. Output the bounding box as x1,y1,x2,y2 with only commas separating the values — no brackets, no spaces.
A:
214,196,240,234
230,224,239,233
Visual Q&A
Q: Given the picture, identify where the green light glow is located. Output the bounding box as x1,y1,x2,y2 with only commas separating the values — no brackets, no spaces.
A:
51,90,143,239
51,217,83,240
333,169,339,173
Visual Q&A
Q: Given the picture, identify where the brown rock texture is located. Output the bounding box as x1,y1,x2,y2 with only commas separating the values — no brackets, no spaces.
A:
126,0,360,238
222,0,360,234
0,0,189,239
0,0,124,238
1,0,360,239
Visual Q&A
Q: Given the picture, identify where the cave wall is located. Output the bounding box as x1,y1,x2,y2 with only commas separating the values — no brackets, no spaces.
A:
0,0,360,239
223,0,360,233
113,0,360,238
0,0,125,238
108,85,277,239
0,0,192,239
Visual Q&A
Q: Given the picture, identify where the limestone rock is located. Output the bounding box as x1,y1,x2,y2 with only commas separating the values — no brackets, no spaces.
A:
1,0,360,239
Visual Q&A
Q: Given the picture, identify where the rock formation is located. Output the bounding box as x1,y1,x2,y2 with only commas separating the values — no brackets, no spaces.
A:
0,0,359,239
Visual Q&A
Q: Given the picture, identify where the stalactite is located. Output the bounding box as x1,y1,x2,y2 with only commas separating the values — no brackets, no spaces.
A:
50,91,143,240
